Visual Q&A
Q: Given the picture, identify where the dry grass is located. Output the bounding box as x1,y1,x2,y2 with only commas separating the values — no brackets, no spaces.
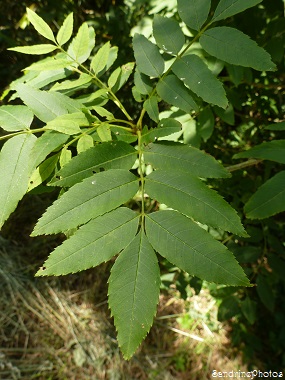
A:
0,239,249,380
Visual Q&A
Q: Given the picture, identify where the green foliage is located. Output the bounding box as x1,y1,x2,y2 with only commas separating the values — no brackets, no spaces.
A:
0,1,279,360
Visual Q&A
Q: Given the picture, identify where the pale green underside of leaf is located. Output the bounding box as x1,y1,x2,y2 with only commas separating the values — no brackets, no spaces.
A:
153,15,185,55
14,83,69,123
172,55,228,108
23,68,70,90
32,169,139,236
0,134,37,229
45,114,82,135
133,34,164,78
56,12,73,46
141,119,182,144
0,105,33,131
24,58,73,72
234,140,285,164
8,44,57,54
68,23,95,64
212,0,262,22
200,27,276,71
110,62,135,93
28,153,60,191
51,73,92,93
108,230,160,359
177,0,211,31
50,141,137,187
244,171,285,219
36,208,139,276
146,211,249,285
143,142,230,178
91,41,110,74
156,75,198,113
28,131,68,173
77,134,94,153
27,8,55,42
145,170,246,236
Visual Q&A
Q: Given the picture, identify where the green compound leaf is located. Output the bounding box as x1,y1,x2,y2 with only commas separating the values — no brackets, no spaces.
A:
244,171,285,219
26,8,55,42
234,140,285,164
8,44,57,55
145,210,249,286
212,0,262,22
177,0,211,31
153,15,185,55
0,105,33,131
172,55,228,108
32,169,139,235
108,230,160,359
145,169,246,236
0,134,37,229
50,141,137,187
133,34,164,78
143,142,230,178
156,75,198,113
144,96,159,123
200,27,276,72
14,84,68,123
56,12,73,46
36,208,139,276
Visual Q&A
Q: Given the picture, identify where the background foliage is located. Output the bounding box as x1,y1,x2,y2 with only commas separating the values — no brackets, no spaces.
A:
0,0,285,374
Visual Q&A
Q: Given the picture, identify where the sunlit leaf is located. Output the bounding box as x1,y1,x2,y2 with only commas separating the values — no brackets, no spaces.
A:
27,8,55,42
32,169,139,235
0,105,33,131
145,169,246,236
0,134,37,229
109,230,160,359
14,83,68,122
56,12,73,46
146,210,249,285
50,141,137,187
91,42,111,75
8,44,57,55
36,208,139,276
77,134,94,154
28,153,60,191
68,23,95,64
